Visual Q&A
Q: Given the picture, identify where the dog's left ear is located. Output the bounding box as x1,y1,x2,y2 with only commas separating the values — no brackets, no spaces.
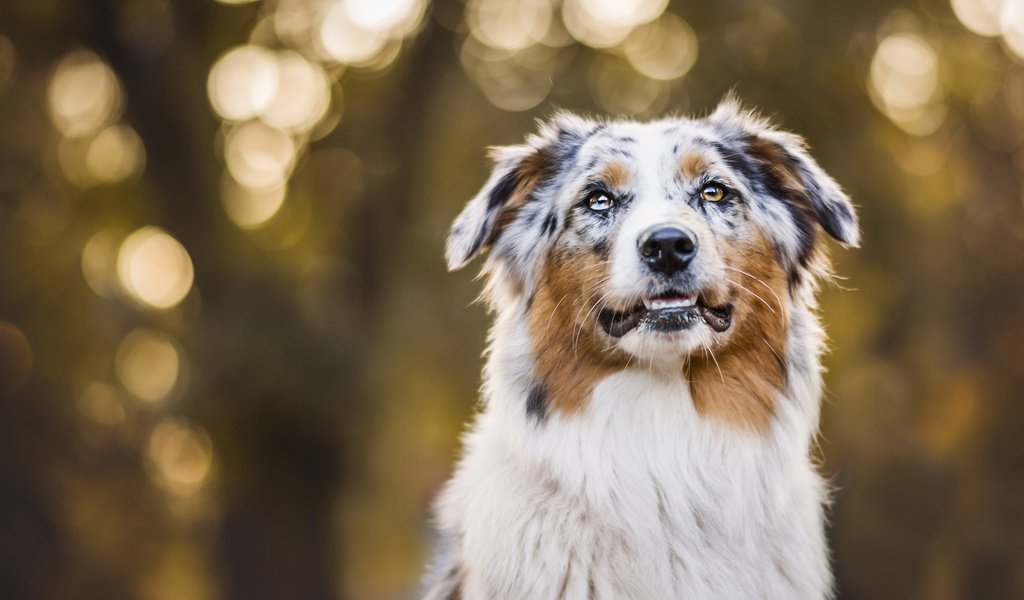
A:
751,129,860,248
711,99,860,248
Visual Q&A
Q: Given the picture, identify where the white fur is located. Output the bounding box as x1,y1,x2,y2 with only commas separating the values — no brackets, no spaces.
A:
430,299,832,599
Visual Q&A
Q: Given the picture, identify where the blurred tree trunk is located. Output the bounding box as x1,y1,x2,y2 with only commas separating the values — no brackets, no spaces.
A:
76,0,455,597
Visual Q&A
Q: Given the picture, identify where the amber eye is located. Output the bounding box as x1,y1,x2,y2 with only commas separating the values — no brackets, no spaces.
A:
700,183,727,202
587,190,615,212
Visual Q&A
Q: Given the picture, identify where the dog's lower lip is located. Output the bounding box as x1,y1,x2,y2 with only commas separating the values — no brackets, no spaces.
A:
697,303,732,333
598,306,644,338
599,296,733,337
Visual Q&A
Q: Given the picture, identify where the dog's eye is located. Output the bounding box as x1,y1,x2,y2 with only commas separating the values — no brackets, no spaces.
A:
586,190,615,212
700,183,726,203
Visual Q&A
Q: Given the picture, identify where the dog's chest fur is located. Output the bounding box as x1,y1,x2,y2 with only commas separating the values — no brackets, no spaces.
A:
431,312,831,599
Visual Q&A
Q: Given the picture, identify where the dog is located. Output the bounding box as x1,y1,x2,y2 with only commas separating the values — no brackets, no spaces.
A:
424,97,859,599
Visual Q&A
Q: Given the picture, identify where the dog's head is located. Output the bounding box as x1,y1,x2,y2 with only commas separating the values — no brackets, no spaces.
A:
447,98,858,424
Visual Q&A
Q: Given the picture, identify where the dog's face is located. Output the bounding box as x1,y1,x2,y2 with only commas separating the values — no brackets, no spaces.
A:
447,99,858,421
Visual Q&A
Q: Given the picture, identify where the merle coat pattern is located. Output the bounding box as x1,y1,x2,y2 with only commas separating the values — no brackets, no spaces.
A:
425,98,858,600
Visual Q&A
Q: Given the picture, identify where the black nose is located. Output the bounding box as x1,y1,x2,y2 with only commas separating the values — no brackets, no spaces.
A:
639,227,698,275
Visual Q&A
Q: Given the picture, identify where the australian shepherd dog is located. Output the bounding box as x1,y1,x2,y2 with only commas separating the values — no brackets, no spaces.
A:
424,98,859,599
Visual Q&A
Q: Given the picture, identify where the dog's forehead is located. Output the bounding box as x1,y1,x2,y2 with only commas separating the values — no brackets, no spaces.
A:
577,118,725,178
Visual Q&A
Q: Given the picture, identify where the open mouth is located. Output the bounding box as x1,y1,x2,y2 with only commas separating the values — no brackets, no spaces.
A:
597,291,733,338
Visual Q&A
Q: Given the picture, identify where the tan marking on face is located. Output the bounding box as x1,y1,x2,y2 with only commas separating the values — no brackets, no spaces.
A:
528,250,630,415
679,152,709,180
600,160,631,190
686,232,789,432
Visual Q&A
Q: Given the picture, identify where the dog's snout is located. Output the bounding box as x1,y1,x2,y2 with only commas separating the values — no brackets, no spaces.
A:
639,227,698,275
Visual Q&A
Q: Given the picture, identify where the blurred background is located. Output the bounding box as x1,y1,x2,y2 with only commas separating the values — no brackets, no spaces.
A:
0,0,1022,598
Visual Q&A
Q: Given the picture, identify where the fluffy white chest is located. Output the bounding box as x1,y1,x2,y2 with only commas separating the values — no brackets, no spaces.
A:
435,370,831,600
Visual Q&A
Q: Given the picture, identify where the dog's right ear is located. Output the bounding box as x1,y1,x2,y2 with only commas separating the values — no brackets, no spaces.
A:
445,144,544,271
445,113,593,271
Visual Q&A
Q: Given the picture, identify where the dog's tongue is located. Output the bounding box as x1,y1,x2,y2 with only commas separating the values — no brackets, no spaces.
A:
698,304,732,332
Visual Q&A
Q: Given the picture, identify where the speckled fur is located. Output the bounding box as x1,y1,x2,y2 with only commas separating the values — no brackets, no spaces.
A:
425,98,859,600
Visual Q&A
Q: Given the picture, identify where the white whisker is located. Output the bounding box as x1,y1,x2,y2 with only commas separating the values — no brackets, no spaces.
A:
723,265,783,309
725,277,777,315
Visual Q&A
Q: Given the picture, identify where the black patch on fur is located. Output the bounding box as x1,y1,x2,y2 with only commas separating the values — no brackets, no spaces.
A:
526,383,549,422
462,168,522,260
542,212,558,237
711,140,764,194
465,224,488,260
782,200,817,268
817,195,853,241
487,168,520,210
564,210,576,231
593,238,609,259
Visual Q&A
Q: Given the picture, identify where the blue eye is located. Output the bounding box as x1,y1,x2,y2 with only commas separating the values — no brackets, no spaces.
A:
587,190,615,212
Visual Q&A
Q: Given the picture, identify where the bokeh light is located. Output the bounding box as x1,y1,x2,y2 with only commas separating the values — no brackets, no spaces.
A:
117,227,195,309
468,0,554,52
221,176,287,228
76,382,126,426
82,228,124,298
209,46,331,133
562,0,668,48
344,0,422,34
47,49,123,138
224,121,298,190
147,419,213,496
115,329,181,402
460,39,558,111
208,45,279,122
85,125,147,184
260,51,331,133
318,3,389,64
0,321,33,395
869,33,945,135
621,13,698,81
951,0,1006,37
1001,0,1024,58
